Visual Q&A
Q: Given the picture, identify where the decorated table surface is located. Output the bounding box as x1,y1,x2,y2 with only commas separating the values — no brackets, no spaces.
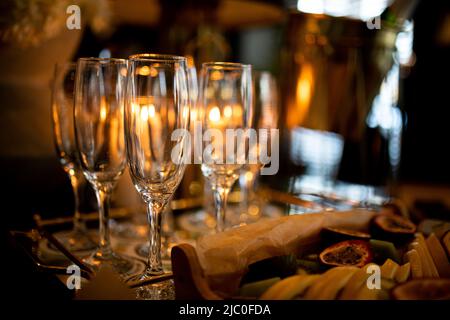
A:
9,190,450,300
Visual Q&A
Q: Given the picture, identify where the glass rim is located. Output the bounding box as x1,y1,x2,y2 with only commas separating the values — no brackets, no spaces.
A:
129,53,187,63
202,62,251,70
77,57,127,64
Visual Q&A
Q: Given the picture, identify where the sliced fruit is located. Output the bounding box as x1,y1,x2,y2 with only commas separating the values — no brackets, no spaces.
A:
340,263,377,300
415,233,439,278
322,227,371,243
380,259,399,280
319,240,372,268
395,263,411,283
351,277,394,300
391,279,450,300
426,233,450,278
381,278,396,290
370,239,400,264
354,283,383,300
260,274,320,300
371,214,416,243
238,277,280,298
405,249,423,279
304,267,359,299
372,214,416,242
409,238,439,278
417,219,450,239
443,230,450,258
408,242,432,277
374,214,417,234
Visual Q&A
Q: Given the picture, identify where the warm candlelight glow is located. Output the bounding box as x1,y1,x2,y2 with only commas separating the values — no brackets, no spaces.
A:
120,67,128,77
209,106,221,122
140,105,149,121
211,70,223,81
233,104,243,120
139,104,156,122
100,97,107,121
224,105,232,118
148,104,156,118
138,65,151,76
186,55,195,68
131,102,138,114
292,63,314,128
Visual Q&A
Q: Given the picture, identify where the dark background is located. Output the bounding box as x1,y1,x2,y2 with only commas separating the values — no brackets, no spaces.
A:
0,0,450,301
1,0,450,230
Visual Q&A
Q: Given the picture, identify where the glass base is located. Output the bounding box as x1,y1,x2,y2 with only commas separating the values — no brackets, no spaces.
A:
84,248,135,278
127,274,175,300
53,229,97,252
135,242,149,258
109,219,148,240
177,204,284,235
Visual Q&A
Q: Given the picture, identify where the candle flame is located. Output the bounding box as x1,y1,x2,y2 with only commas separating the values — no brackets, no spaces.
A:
140,105,148,122
224,105,232,118
100,97,107,121
209,106,221,123
148,104,155,118
140,104,155,122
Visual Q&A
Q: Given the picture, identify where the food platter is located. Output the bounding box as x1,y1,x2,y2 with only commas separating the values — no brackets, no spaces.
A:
171,210,450,300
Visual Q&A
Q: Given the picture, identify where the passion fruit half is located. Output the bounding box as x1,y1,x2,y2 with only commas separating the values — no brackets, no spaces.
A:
391,279,450,300
319,240,372,268
372,214,416,242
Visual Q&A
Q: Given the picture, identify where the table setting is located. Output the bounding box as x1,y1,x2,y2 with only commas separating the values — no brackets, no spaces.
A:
2,0,449,306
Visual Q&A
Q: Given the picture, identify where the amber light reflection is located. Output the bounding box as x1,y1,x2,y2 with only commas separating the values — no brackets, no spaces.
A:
289,63,314,129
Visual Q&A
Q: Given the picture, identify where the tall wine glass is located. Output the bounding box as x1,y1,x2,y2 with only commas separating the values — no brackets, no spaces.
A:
198,62,252,232
124,54,190,297
134,59,199,260
74,58,134,276
239,71,278,223
51,63,96,251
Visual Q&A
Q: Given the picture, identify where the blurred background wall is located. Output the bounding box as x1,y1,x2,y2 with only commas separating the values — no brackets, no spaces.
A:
0,0,449,230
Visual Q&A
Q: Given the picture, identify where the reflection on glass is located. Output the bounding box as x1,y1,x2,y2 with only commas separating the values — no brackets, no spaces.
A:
239,71,278,224
198,62,252,233
74,58,134,277
125,54,190,299
51,62,96,251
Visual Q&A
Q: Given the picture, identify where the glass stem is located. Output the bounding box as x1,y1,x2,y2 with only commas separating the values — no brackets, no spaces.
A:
146,200,165,275
69,173,85,233
239,174,254,221
95,185,113,256
213,186,230,233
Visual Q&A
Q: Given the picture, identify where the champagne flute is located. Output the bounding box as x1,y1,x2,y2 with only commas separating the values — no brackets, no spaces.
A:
51,62,96,251
134,59,199,259
198,62,252,232
74,57,134,276
239,71,278,223
124,54,190,297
